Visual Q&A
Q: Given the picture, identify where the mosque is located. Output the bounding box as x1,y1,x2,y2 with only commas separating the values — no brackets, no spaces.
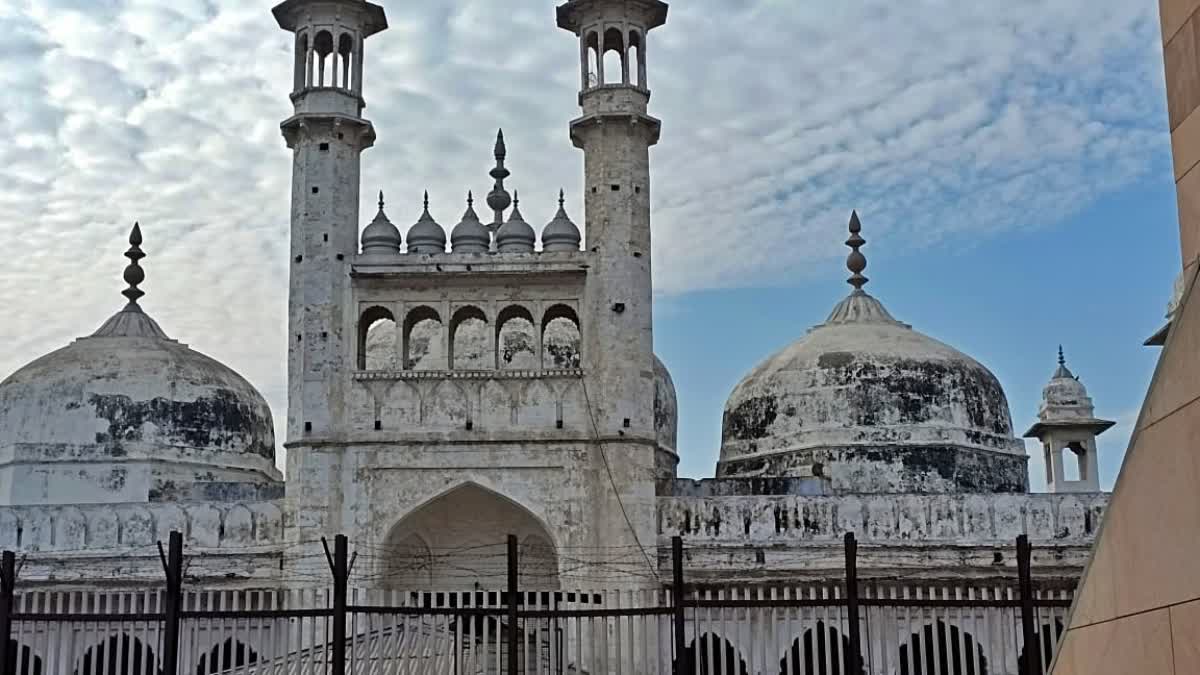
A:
0,0,1114,662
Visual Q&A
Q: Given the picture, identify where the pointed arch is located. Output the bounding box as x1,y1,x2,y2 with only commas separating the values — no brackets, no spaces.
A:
75,634,158,675
382,482,559,589
449,305,490,370
542,304,581,369
673,633,748,675
313,30,334,87
358,305,397,370
603,27,625,84
196,638,258,675
496,305,537,370
404,305,444,370
779,620,864,674
336,33,354,89
898,620,988,675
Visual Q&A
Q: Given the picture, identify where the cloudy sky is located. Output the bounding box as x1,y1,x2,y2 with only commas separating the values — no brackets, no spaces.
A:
0,0,1180,488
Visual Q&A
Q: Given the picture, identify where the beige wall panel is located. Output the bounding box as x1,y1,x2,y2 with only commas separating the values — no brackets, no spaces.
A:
1171,599,1200,674
1111,406,1200,616
1165,17,1200,131
1162,0,1200,45
1171,105,1200,180
1177,165,1200,264
1065,526,1117,626
1059,608,1176,675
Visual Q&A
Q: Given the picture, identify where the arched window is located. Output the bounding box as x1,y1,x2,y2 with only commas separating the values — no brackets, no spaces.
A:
628,30,643,87
450,306,490,370
1064,441,1087,482
898,621,987,675
603,27,625,84
337,33,354,89
542,304,581,369
673,634,748,675
779,621,864,674
404,306,444,370
313,30,334,87
585,31,600,88
5,640,43,675
358,306,397,370
75,635,157,675
196,638,259,675
496,305,537,370
294,32,309,91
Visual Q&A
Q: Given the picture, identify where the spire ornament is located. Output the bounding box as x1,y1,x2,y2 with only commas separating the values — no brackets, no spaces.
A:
846,210,868,291
122,222,147,307
486,129,512,231
378,190,385,212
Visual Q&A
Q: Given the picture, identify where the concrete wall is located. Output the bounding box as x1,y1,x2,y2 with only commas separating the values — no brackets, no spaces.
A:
1163,0,1200,273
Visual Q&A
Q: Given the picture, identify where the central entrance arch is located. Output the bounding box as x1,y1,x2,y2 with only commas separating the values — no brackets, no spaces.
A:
382,483,559,589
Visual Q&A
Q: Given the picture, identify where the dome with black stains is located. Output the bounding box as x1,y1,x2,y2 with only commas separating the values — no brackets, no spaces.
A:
0,305,281,505
0,227,281,506
718,214,1027,494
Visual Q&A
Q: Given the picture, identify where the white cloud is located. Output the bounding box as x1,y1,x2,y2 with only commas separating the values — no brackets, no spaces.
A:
0,0,1169,465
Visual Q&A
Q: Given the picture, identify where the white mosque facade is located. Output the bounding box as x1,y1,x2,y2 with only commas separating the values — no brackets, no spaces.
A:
0,0,1114,611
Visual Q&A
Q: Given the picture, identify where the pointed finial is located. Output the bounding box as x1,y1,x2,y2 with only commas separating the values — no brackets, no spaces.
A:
559,188,565,208
513,190,519,207
467,190,474,207
845,210,868,291
378,190,385,211
494,128,506,160
423,190,430,211
122,222,146,306
1058,345,1066,367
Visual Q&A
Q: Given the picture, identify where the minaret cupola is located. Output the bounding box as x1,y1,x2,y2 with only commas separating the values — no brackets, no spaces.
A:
360,190,401,256
406,191,447,254
496,191,537,253
450,191,491,254
542,189,582,252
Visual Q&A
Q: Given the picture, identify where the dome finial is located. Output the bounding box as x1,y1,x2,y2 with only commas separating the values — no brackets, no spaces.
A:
846,210,868,291
122,222,147,306
559,188,565,208
423,190,430,212
378,190,385,211
467,190,474,207
1058,345,1066,367
487,129,513,230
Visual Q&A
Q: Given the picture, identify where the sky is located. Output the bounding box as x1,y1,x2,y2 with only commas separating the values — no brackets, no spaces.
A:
0,0,1181,491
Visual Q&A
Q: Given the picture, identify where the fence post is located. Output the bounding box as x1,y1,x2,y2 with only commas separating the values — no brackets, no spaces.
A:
844,532,862,675
159,531,184,675
507,534,519,675
1017,534,1037,675
326,534,349,675
672,536,687,674
0,550,16,675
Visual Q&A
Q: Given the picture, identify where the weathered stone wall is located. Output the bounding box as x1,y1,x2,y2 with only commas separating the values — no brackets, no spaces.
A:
659,492,1108,581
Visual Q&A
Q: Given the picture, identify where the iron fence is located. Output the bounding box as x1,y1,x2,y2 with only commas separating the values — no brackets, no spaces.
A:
0,534,1072,675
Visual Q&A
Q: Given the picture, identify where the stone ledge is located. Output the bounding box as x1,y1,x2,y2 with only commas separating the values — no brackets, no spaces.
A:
353,368,584,380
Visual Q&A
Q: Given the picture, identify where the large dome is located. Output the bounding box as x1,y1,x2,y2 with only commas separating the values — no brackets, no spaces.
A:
0,227,280,506
718,215,1027,494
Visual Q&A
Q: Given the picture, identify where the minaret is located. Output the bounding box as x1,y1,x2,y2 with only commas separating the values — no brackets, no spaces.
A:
1024,347,1115,493
273,0,387,440
558,0,667,434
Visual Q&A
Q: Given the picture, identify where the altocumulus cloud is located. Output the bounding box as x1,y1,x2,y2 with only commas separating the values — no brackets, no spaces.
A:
0,0,1168,460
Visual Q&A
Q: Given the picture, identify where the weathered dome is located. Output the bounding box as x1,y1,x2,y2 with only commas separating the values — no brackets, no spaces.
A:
0,227,280,505
541,190,582,252
406,192,447,254
450,192,490,254
496,192,536,253
717,214,1026,494
361,191,401,255
653,354,679,482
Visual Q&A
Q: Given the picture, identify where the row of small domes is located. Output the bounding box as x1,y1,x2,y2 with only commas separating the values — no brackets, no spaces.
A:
362,190,582,255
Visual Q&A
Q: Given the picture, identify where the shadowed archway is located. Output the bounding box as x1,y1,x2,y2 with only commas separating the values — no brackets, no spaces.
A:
382,483,559,589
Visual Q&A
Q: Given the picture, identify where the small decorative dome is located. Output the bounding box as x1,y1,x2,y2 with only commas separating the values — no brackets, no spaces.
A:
718,212,1027,494
541,189,582,252
0,226,280,506
406,191,446,254
450,192,490,254
1024,347,1114,437
361,191,401,255
496,191,536,253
